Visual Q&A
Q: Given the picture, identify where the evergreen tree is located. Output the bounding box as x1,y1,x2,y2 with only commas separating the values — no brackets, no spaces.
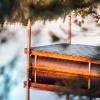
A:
0,0,99,24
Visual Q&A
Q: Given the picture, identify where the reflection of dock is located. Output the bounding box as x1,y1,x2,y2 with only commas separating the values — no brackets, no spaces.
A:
24,18,100,100
25,44,100,97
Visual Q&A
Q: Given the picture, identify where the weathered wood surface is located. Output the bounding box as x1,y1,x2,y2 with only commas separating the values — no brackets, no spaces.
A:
29,56,100,97
25,43,100,64
24,81,91,96
25,43,100,98
29,67,100,97
31,56,100,78
24,77,100,97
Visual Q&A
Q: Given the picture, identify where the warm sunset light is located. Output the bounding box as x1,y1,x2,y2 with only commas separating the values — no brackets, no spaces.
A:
0,0,100,100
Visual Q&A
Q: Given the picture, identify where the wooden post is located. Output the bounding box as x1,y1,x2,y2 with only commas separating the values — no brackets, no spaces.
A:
26,19,31,100
68,16,71,44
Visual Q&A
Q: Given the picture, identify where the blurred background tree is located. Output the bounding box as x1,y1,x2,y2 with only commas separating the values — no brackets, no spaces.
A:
0,0,100,24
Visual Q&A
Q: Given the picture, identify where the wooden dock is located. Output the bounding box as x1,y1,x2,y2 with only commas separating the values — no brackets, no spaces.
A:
24,18,100,100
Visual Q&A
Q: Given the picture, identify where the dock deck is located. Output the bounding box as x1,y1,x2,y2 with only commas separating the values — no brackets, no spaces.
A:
25,43,100,64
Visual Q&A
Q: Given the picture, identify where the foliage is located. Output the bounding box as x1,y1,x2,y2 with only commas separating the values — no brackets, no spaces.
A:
0,0,100,24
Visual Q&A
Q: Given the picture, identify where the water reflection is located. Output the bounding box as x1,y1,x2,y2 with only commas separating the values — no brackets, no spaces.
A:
0,13,100,100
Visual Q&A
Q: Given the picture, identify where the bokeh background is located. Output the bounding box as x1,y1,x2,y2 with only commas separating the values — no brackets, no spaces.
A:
0,0,100,100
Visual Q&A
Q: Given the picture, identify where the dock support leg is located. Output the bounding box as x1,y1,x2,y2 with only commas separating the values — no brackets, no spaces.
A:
26,69,30,100
68,16,71,44
26,19,31,100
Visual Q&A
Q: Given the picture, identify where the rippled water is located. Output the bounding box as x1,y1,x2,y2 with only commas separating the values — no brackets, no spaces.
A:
0,13,100,100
